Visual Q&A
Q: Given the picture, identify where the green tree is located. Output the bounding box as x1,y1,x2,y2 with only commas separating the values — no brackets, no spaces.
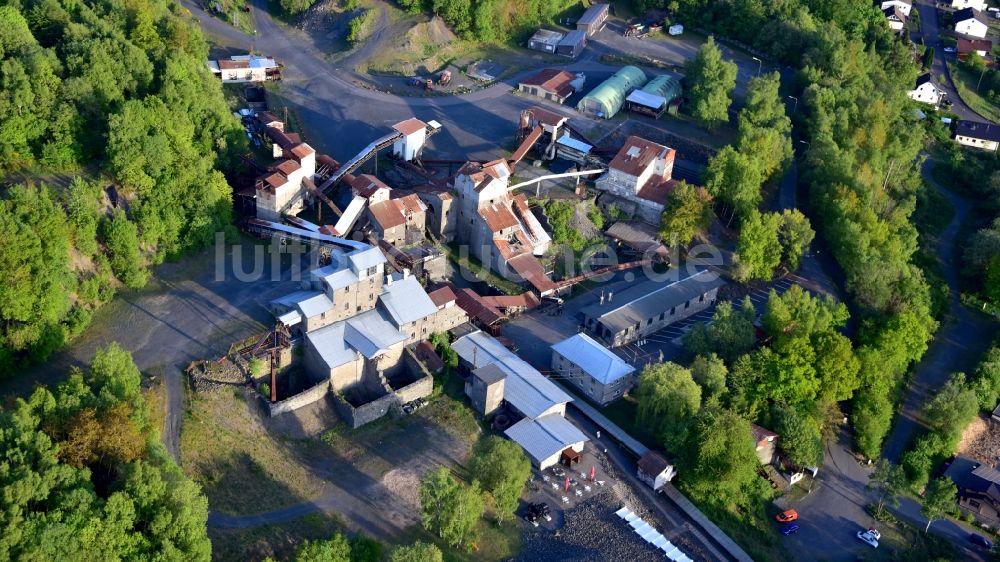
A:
659,181,713,246
419,468,484,547
762,285,849,345
684,298,757,364
923,373,979,443
921,477,957,533
738,72,792,178
103,210,148,289
679,407,769,511
469,436,531,523
389,542,443,562
704,146,764,222
349,535,383,562
734,209,782,281
853,386,893,459
636,362,702,449
685,36,737,128
773,403,822,467
690,353,728,403
867,459,906,517
778,209,815,270
294,534,351,562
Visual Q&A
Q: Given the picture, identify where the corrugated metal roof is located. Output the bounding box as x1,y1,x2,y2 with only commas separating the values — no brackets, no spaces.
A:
551,333,635,384
453,330,573,418
272,290,322,309
297,293,333,318
557,133,593,153
345,309,407,358
505,414,588,464
576,3,609,26
278,310,302,326
306,322,357,370
626,89,667,110
380,275,439,326
558,29,587,47
581,270,726,334
347,247,387,272
530,29,565,46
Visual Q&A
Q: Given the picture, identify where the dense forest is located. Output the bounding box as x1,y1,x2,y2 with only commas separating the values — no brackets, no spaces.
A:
0,0,244,375
394,0,581,42
0,343,211,560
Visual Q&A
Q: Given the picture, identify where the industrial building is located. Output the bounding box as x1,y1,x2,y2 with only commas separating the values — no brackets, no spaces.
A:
576,3,610,36
580,269,726,347
557,30,588,58
551,333,636,405
454,328,589,469
577,66,647,119
595,135,677,224
625,75,682,118
517,69,581,104
528,29,565,53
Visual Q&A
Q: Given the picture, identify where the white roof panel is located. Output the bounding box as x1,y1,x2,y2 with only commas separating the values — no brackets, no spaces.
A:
380,276,439,326
551,333,635,385
344,309,407,358
626,89,667,109
297,293,333,318
278,310,302,326
504,414,588,465
347,247,387,273
272,290,323,309
305,322,357,370
556,133,593,153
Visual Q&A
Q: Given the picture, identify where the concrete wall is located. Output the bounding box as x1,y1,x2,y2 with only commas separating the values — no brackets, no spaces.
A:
332,391,398,429
267,379,331,416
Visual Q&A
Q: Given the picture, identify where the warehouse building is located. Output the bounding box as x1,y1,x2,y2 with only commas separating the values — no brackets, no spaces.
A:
528,29,565,53
551,333,636,405
577,66,647,119
580,269,726,347
576,3,610,36
557,29,588,58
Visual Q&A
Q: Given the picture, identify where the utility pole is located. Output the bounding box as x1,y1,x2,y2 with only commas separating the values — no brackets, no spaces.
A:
752,56,762,76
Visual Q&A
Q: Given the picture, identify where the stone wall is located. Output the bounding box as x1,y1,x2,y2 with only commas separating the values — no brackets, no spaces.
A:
332,391,399,429
266,379,331,416
395,374,433,404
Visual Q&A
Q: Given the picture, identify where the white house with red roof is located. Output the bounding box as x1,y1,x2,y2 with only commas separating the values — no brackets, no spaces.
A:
595,135,677,224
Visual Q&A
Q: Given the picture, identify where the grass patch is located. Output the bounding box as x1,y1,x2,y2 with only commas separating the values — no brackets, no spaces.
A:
950,63,1000,123
694,502,790,562
143,371,166,439
208,512,342,562
180,388,330,514
199,0,255,34
440,243,522,296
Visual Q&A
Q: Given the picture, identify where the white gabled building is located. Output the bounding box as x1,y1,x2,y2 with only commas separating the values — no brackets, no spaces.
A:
955,8,990,38
550,333,636,405
880,0,912,16
951,0,988,11
908,74,944,106
883,5,907,31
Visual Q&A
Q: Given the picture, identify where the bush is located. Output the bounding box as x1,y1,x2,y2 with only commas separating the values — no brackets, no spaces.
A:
259,382,271,398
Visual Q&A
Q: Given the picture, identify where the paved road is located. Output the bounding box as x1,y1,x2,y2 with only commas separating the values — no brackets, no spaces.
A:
784,159,997,561
913,1,990,122
882,160,999,461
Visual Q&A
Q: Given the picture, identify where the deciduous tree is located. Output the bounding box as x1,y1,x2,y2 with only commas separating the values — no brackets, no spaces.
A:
921,477,957,533
685,36,737,128
469,436,531,523
734,210,782,281
636,362,702,449
389,542,443,562
659,181,713,246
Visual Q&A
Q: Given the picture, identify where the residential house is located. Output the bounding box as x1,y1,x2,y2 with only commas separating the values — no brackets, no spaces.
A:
955,8,990,38
528,29,565,53
955,119,1000,151
518,69,578,104
907,74,944,106
751,424,778,465
580,269,726,348
208,54,280,82
576,3,609,36
944,456,1000,524
951,0,988,11
594,135,677,224
365,194,426,247
883,5,907,31
880,0,912,16
550,333,636,405
958,37,993,57
637,451,676,491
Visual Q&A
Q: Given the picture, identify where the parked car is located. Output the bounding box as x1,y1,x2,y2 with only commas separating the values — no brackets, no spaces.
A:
781,523,800,536
775,509,798,523
856,530,879,548
944,46,957,53
970,533,994,549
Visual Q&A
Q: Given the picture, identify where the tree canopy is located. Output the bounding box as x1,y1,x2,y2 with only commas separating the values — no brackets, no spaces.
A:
469,436,531,523
685,37,737,128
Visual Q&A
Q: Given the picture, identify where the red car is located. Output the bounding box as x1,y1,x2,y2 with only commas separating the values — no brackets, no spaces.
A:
775,509,798,523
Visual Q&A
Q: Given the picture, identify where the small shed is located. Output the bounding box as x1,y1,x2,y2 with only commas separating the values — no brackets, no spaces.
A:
625,90,668,118
577,3,610,36
556,133,593,164
528,29,565,53
637,451,676,491
557,29,588,58
641,75,682,104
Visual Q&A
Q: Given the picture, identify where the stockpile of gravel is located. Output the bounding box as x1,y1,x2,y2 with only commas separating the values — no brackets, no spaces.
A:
515,491,664,562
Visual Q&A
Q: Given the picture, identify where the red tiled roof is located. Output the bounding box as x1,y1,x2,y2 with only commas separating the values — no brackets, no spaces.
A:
415,341,445,372
427,285,458,307
266,127,296,149
508,253,556,294
481,292,540,310
636,178,677,204
609,136,674,178
257,111,282,126
348,174,391,198
479,203,519,232
289,143,314,160
751,423,778,444
519,69,577,99
458,159,511,191
368,194,425,230
317,154,340,169
958,38,993,53
264,172,287,189
527,106,569,128
275,159,300,175
393,118,427,136
455,287,505,326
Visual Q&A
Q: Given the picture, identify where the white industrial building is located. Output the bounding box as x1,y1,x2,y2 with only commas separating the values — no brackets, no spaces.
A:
550,333,636,405
208,55,280,82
